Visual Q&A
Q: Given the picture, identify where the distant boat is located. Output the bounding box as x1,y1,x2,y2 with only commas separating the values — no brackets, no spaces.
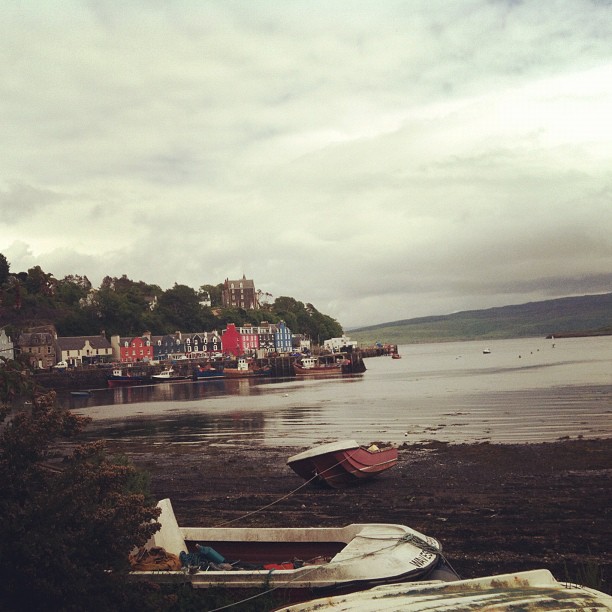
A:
193,363,224,380
293,355,345,376
107,368,148,387
391,353,402,359
151,368,190,382
223,357,271,378
287,439,398,488
130,498,458,600
483,348,491,354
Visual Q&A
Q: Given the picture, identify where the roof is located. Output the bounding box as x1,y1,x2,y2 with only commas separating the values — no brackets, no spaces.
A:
56,336,112,350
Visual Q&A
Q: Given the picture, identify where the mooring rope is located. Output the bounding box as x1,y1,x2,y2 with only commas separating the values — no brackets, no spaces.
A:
212,454,353,527
212,452,399,527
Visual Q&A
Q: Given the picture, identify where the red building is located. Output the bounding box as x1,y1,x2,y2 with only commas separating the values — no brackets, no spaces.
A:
221,323,260,357
119,335,154,363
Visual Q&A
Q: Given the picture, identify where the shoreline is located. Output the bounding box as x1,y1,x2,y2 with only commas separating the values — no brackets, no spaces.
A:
101,436,612,595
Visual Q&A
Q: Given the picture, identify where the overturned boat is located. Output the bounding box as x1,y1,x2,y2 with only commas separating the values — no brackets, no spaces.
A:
287,439,398,488
280,568,612,611
130,499,458,601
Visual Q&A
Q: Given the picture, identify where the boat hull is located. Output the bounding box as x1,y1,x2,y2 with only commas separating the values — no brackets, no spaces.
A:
281,569,612,611
287,440,398,487
107,376,147,387
293,363,343,376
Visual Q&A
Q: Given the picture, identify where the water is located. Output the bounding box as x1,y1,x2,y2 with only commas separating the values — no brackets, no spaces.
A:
68,336,612,448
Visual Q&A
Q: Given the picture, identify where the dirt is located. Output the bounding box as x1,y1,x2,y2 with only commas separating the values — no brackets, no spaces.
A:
106,437,612,594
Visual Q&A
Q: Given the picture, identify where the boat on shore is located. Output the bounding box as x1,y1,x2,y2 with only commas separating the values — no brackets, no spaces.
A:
293,355,346,376
281,568,612,611
130,499,458,601
287,439,398,488
151,368,190,382
106,368,148,387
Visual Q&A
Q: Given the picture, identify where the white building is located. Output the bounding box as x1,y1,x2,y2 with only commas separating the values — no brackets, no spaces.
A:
323,335,357,352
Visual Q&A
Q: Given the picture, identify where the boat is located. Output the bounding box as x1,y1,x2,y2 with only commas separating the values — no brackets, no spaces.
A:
281,569,612,611
106,368,148,387
223,357,271,378
293,355,346,376
391,353,402,359
287,439,398,488
130,498,458,601
483,348,491,354
151,367,190,382
192,363,224,380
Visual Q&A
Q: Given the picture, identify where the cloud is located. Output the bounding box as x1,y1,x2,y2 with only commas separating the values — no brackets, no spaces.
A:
1,1,611,328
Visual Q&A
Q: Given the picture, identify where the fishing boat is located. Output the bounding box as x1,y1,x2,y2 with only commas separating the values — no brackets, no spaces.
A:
130,499,458,601
106,368,148,387
223,357,271,378
151,368,190,382
293,355,345,376
192,363,224,380
281,569,612,611
287,439,398,488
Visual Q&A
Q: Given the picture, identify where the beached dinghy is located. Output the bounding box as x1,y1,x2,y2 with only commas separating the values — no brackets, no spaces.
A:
130,499,457,601
281,568,612,611
287,439,398,487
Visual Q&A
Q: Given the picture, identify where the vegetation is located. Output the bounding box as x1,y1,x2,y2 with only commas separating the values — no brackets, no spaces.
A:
349,293,612,345
0,358,166,610
0,254,343,342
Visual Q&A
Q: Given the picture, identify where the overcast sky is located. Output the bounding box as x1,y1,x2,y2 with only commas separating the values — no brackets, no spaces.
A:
1,1,611,329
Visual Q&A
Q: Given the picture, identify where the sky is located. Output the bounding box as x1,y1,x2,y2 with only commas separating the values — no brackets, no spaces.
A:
1,1,611,329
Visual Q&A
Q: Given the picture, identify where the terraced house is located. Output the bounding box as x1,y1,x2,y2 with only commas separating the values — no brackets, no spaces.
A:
56,334,113,367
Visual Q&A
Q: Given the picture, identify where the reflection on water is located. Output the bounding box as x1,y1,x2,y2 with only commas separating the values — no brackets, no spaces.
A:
69,336,612,448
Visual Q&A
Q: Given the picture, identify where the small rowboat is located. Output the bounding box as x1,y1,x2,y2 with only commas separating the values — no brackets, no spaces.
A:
287,439,398,488
130,499,457,602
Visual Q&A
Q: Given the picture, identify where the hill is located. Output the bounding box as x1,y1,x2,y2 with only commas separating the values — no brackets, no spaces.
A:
348,293,612,345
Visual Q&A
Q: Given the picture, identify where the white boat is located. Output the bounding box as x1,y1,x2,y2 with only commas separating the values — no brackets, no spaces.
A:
130,499,458,599
281,569,612,611
151,368,190,382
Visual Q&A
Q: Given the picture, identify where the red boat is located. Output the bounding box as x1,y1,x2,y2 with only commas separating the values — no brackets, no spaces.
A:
287,439,398,488
293,356,346,376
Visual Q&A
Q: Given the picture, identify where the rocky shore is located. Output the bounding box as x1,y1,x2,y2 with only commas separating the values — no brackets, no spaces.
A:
104,437,611,594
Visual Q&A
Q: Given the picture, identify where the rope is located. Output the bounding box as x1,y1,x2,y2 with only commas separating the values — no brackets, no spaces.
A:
212,455,352,527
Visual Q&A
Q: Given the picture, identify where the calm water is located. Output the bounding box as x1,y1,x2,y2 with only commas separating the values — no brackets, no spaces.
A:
68,336,612,448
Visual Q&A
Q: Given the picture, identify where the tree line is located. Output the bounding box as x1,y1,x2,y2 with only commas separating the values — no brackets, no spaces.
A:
0,253,343,342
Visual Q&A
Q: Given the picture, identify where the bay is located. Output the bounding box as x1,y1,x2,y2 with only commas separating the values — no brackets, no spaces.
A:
68,336,612,448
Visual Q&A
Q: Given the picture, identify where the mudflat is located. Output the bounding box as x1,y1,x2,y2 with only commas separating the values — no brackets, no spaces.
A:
108,437,611,593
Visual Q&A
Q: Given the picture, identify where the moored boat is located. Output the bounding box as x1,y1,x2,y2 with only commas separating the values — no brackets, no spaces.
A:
223,357,271,378
130,498,457,601
106,368,148,387
151,367,190,382
281,569,612,611
287,439,398,488
192,363,224,380
391,353,402,359
293,355,346,376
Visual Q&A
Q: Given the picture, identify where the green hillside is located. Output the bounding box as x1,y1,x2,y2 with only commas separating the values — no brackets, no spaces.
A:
349,293,612,345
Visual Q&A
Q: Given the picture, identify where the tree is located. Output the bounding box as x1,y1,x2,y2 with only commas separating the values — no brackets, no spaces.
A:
0,253,9,286
0,361,162,611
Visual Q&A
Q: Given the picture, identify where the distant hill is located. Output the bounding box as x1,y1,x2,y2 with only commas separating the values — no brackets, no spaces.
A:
349,293,612,345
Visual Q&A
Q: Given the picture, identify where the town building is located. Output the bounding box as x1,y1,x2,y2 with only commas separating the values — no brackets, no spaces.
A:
323,335,358,353
111,333,154,363
17,325,58,369
0,328,14,361
56,334,113,366
222,275,258,310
